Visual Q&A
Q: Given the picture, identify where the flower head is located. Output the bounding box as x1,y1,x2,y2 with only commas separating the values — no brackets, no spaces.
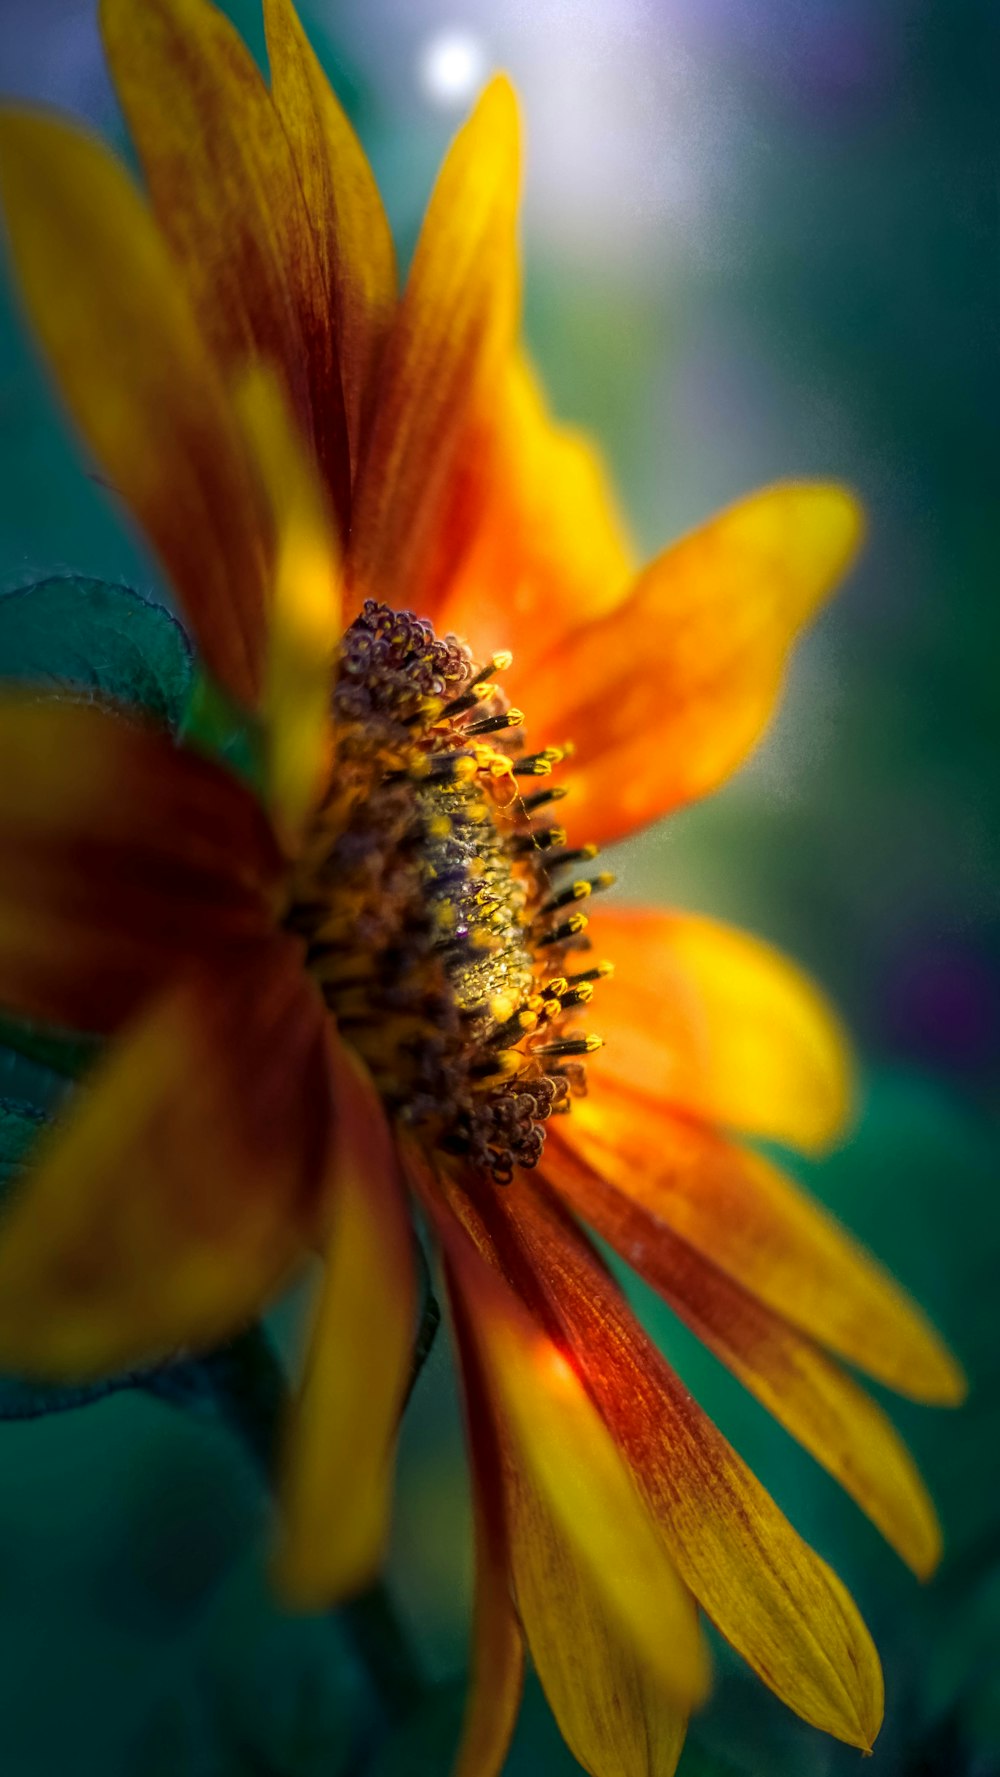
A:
0,2,964,1772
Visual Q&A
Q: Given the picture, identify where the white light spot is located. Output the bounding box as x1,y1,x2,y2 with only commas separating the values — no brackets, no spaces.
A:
418,28,488,108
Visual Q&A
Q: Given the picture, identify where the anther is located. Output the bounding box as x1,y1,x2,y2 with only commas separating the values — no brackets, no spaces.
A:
545,842,599,871
565,961,615,985
535,912,589,948
532,1035,604,1057
511,825,568,855
471,650,513,687
540,879,600,916
513,747,564,778
558,982,594,1009
466,708,524,737
520,784,569,814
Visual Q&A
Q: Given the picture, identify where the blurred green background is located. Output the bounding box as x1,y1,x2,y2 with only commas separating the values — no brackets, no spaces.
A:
0,0,996,1772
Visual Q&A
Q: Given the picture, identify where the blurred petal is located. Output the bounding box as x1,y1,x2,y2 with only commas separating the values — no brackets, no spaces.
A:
448,1280,524,1777
415,1158,709,1719
347,77,520,619
263,0,396,469
0,109,269,704
545,1138,942,1578
565,1085,966,1405
589,905,854,1154
101,0,350,525
430,351,634,662
0,697,283,1034
278,1040,415,1605
519,483,863,847
236,370,340,844
488,1175,884,1750
0,945,330,1377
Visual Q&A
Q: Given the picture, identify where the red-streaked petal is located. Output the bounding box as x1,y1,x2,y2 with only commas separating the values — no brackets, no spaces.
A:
588,905,854,1155
0,108,269,705
518,483,863,847
0,697,283,1034
413,1155,709,1720
346,76,520,620
474,1174,884,1752
277,1040,415,1605
566,1084,966,1405
448,1275,525,1777
544,1138,942,1578
101,0,350,528
236,369,340,845
263,0,396,472
0,945,330,1378
432,351,634,670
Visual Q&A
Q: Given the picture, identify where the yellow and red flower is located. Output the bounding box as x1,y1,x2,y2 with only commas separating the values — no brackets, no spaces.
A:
0,1,964,1772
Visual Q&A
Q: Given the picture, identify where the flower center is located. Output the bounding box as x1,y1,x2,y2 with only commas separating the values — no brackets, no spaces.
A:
286,601,613,1183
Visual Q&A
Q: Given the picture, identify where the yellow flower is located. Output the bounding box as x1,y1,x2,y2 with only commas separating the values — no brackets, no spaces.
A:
0,2,964,1772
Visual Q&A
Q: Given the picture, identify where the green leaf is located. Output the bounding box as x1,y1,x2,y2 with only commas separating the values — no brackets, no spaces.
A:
0,1096,45,1178
0,1011,97,1084
0,575,193,724
180,669,266,796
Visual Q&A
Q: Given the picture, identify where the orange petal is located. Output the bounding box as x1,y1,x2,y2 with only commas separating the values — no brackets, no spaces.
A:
263,0,396,472
235,370,341,844
478,1174,884,1751
277,1040,415,1605
0,108,269,705
346,76,520,620
414,1157,709,1720
565,1086,966,1406
447,1278,525,1777
518,483,863,847
432,351,634,673
0,945,330,1378
545,1138,942,1578
101,0,350,528
0,697,283,1034
589,905,854,1154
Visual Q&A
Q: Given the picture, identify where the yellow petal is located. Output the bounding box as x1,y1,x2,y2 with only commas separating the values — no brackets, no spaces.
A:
263,0,396,471
490,1174,884,1752
567,1088,966,1405
417,1160,709,1719
545,1138,943,1579
519,482,864,847
101,0,350,526
588,905,854,1154
347,76,520,619
0,108,269,705
236,370,341,844
431,350,635,673
278,1040,415,1605
448,1282,525,1777
0,947,328,1378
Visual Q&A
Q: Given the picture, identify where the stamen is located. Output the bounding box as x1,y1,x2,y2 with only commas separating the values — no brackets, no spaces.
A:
532,1035,604,1057
520,784,569,814
466,708,524,737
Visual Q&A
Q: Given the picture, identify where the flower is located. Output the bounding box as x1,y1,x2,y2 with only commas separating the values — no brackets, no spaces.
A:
0,1,964,1772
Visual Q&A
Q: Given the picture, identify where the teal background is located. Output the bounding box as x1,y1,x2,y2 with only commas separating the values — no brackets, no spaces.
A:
0,1,996,1772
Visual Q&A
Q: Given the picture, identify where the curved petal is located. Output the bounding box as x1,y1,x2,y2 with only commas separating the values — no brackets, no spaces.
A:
0,108,269,705
414,1157,709,1720
588,905,854,1154
263,0,396,471
430,352,634,666
0,944,330,1378
236,370,340,845
277,1040,415,1605
0,697,284,1034
518,483,863,848
565,1085,966,1405
346,77,520,620
101,0,350,527
544,1138,942,1579
447,1276,525,1777
478,1173,884,1752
